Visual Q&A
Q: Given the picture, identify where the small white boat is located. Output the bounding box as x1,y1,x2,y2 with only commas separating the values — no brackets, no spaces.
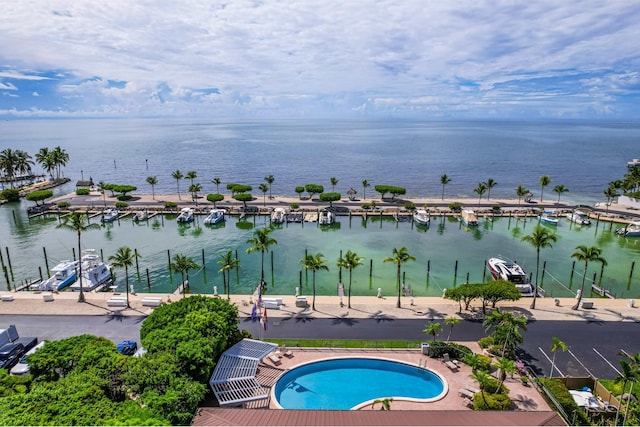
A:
566,210,591,226
70,250,111,292
101,208,119,223
539,210,558,226
413,209,430,225
204,208,225,225
318,209,335,225
271,207,287,224
461,209,479,226
487,257,534,294
176,207,195,223
617,221,640,237
133,210,148,222
39,260,78,291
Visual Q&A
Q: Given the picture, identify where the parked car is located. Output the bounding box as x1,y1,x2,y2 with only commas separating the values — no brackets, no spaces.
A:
10,341,47,376
0,343,26,371
116,340,138,356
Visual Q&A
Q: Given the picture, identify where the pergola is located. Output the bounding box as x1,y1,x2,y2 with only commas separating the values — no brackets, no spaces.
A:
209,338,278,407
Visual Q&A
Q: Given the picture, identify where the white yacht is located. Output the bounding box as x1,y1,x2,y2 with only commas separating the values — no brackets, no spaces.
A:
488,257,533,294
101,208,119,223
413,209,430,225
271,207,287,224
70,250,111,292
318,209,335,225
39,260,78,291
133,210,148,222
204,208,225,225
539,210,559,226
617,221,640,237
176,207,195,223
461,209,479,226
566,210,591,226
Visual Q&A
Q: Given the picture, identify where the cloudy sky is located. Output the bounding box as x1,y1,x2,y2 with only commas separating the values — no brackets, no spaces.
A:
1,1,639,119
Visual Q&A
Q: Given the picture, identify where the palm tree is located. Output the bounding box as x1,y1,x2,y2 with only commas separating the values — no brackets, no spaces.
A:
172,170,183,200
14,150,34,177
0,149,17,187
473,182,488,205
371,398,393,410
97,181,108,206
483,308,528,357
189,183,202,206
614,359,637,426
170,253,199,297
440,174,451,200
330,177,338,191
604,185,620,213
265,175,274,199
617,352,640,426
259,183,269,206
470,369,492,408
571,245,607,310
217,250,238,299
146,176,158,200
246,228,277,289
56,212,100,302
552,184,569,205
35,147,55,178
300,252,329,310
539,175,552,202
549,337,567,377
212,177,221,193
50,146,69,180
424,322,442,345
185,170,197,186
521,225,558,309
362,179,370,200
515,185,528,208
108,246,141,309
444,316,460,343
485,178,497,200
383,247,416,308
496,357,516,390
336,250,365,309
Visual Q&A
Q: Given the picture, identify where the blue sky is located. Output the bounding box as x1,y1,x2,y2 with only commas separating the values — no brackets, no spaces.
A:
1,1,639,119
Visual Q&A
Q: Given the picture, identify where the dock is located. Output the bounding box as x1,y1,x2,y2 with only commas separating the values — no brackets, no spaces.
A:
592,283,616,299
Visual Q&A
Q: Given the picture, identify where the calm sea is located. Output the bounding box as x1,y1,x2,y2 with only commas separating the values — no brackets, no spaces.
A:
1,119,639,299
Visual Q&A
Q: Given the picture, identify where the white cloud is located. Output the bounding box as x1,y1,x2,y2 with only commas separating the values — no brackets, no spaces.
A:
0,82,18,90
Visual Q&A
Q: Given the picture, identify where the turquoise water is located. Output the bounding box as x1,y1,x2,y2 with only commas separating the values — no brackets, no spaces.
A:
1,202,639,298
273,357,446,410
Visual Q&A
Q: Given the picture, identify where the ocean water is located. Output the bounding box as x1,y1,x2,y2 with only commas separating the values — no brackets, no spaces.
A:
1,119,639,298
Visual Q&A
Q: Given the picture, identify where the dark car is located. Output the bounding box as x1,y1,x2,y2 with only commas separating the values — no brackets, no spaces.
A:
0,343,26,371
116,340,138,356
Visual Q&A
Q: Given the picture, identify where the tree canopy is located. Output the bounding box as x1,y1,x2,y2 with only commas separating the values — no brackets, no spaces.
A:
25,189,53,205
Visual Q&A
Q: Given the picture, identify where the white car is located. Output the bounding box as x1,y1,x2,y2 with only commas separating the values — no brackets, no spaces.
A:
10,341,46,376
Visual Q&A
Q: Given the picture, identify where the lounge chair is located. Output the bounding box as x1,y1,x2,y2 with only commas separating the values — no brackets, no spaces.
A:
443,353,459,371
267,353,281,366
458,388,474,400
464,384,480,394
462,397,474,408
279,344,294,358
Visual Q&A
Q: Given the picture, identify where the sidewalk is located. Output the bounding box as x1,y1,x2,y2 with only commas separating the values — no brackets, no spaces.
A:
1,290,638,323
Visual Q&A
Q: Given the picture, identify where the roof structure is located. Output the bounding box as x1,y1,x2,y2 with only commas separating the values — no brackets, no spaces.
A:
209,338,278,407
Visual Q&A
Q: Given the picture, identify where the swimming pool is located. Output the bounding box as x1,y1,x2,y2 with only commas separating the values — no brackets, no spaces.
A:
272,357,447,410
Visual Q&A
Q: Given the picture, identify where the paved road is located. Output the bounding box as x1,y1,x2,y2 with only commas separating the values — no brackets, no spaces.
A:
4,314,638,380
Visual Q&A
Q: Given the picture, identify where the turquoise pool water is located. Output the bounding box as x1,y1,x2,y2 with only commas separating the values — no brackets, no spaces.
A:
273,357,447,410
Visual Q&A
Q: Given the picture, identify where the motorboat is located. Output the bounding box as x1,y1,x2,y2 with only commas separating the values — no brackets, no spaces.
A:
204,208,225,225
413,209,430,225
616,221,640,237
101,208,119,223
566,210,591,226
318,209,335,225
271,207,287,224
539,210,558,226
487,257,533,294
461,209,479,226
39,260,78,291
69,250,111,292
176,207,195,223
133,210,148,222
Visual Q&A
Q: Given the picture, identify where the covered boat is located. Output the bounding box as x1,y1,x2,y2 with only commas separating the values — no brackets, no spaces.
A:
39,260,78,291
413,209,430,225
271,207,287,224
70,250,111,292
488,257,533,294
177,207,195,223
566,210,591,225
318,209,335,225
101,208,119,223
204,208,225,225
461,209,479,226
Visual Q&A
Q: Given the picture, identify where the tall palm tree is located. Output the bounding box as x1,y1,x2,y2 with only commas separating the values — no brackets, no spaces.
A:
330,177,338,191
604,185,620,213
146,176,158,200
170,253,199,297
259,183,269,206
217,250,238,299
521,225,558,309
50,146,69,180
470,369,492,408
212,177,221,193
552,184,569,205
424,321,442,345
189,183,202,206
515,185,528,208
56,212,100,302
571,245,607,310
0,149,17,187
246,228,277,289
264,175,275,199
539,175,552,203
485,178,497,200
185,170,197,186
444,316,460,343
14,150,34,177
336,250,365,308
362,179,370,200
97,181,108,206
483,308,528,357
35,147,55,178
171,170,183,200
108,246,141,309
614,359,637,426
549,337,567,377
300,252,329,310
617,352,640,426
496,357,516,390
383,247,416,308
440,174,451,200
473,182,488,205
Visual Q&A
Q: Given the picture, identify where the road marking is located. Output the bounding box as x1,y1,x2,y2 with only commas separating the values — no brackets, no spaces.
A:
593,348,621,376
568,348,594,378
538,346,564,377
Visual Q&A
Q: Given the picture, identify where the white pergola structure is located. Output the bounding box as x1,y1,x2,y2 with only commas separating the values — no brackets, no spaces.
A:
209,338,278,407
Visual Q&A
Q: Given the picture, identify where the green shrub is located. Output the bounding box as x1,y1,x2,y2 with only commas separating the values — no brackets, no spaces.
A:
539,378,591,426
116,194,131,201
57,201,71,209
115,201,128,209
484,373,509,395
76,188,90,196
448,202,462,212
164,201,177,209
290,202,299,209
491,205,501,213
361,203,371,210
478,336,494,349
476,354,493,371
427,341,473,360
25,189,54,205
404,202,416,211
474,392,511,410
1,188,20,202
